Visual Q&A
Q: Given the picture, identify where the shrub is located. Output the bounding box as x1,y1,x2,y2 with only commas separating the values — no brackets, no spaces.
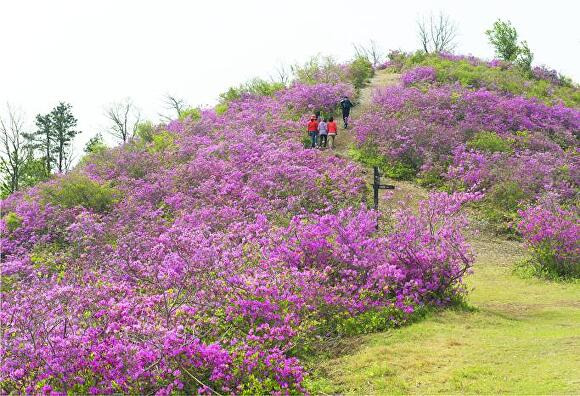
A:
3,212,22,232
349,147,417,180
219,78,285,103
476,181,526,234
515,40,534,76
1,75,478,394
178,107,201,121
215,102,228,115
135,121,155,143
389,52,579,106
349,56,374,89
485,19,520,61
291,55,351,85
83,133,107,154
467,131,513,153
402,66,437,86
518,205,579,277
149,130,176,153
378,49,409,71
40,174,119,213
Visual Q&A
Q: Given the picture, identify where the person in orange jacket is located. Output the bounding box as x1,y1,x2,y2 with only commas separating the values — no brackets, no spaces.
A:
307,115,319,148
327,116,338,149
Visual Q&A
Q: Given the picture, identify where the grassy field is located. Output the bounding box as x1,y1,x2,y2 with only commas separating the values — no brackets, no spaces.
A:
307,235,580,394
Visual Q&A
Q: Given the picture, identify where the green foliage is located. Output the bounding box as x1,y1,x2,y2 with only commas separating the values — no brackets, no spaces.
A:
84,133,107,154
149,130,176,153
219,78,285,103
382,161,418,180
291,55,346,84
531,241,579,278
135,121,155,143
178,107,201,121
467,131,513,153
514,257,580,281
49,102,81,173
4,212,22,232
349,56,375,89
215,102,228,115
350,147,418,180
485,19,520,61
417,167,447,188
40,173,119,213
17,100,79,179
475,181,525,235
30,242,68,278
0,274,17,292
1,156,48,198
515,40,534,75
333,306,415,337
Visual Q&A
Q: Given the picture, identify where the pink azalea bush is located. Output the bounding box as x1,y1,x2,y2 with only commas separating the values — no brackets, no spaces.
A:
0,80,476,394
401,66,436,86
518,205,580,276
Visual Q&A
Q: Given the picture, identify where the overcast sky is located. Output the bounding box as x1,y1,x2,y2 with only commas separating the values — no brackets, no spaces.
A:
1,0,579,151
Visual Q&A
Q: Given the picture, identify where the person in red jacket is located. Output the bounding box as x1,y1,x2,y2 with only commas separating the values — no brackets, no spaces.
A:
327,116,338,149
307,115,319,148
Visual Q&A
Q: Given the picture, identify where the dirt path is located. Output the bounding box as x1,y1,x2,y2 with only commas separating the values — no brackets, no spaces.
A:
309,70,580,394
333,70,401,156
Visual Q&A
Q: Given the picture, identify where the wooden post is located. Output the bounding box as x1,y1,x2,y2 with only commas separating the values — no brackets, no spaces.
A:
373,166,380,210
372,166,395,211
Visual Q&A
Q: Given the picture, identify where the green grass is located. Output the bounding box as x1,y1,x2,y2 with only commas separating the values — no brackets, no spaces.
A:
306,238,580,394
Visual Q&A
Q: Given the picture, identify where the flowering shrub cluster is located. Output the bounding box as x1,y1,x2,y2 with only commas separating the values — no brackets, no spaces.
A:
355,85,578,183
518,204,579,276
356,53,579,253
291,55,372,89
0,79,476,393
384,51,579,106
531,66,562,86
401,67,436,86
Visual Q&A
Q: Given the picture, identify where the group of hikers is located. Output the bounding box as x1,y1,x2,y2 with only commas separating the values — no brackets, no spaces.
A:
306,95,354,149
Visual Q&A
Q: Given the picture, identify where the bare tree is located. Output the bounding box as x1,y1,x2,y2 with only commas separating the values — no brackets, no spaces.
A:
417,12,458,53
63,147,76,172
0,104,29,193
161,94,188,121
271,63,291,85
353,40,383,67
105,98,141,143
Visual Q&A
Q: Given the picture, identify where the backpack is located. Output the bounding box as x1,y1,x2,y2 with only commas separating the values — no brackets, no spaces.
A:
340,99,352,110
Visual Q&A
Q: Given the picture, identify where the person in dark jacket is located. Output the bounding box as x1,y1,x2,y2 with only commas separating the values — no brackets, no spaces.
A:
339,96,354,128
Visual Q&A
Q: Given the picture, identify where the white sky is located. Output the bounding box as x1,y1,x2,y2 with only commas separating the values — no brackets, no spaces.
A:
1,0,579,152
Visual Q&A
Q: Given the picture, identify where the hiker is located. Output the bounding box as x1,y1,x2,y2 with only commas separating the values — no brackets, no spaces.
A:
318,117,328,148
314,110,322,122
307,115,319,148
339,96,354,128
327,116,337,149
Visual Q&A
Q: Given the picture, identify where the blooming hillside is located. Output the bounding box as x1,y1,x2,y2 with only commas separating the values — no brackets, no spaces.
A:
359,52,579,275
1,76,477,394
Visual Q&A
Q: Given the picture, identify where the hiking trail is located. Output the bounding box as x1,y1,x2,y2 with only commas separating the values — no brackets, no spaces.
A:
310,69,580,394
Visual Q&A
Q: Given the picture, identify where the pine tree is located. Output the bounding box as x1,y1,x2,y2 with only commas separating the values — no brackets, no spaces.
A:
35,113,53,175
50,102,80,173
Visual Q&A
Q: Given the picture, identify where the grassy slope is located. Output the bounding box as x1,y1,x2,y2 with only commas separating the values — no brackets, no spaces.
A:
310,69,580,394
